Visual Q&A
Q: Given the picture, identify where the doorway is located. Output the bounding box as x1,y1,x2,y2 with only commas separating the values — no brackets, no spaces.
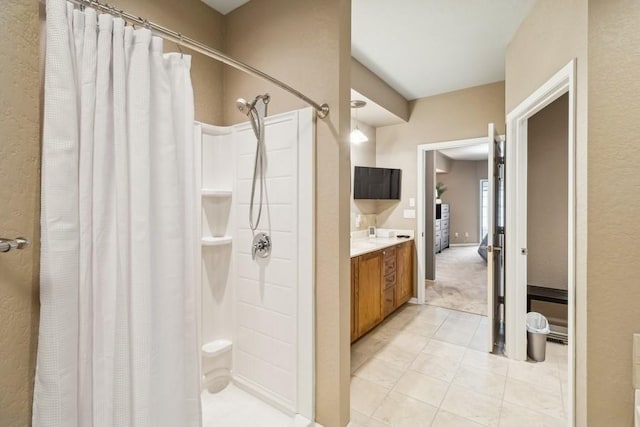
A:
505,60,576,425
416,134,500,354
425,144,490,317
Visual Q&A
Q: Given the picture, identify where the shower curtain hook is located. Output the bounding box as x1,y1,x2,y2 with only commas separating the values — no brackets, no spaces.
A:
143,19,150,29
178,33,184,58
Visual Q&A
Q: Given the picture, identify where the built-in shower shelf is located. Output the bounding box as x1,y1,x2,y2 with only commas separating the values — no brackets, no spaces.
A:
201,189,232,197
201,236,233,247
202,339,232,358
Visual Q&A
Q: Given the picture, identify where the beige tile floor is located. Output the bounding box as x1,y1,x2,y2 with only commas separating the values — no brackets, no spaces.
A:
350,304,568,427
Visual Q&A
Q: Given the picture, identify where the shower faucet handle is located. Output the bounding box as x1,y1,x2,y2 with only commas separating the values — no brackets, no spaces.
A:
252,233,271,260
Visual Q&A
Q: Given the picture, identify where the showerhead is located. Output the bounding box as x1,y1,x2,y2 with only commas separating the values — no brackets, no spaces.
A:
236,98,252,116
236,94,270,117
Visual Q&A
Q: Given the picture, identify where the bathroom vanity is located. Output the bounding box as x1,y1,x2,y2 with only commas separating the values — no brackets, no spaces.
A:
350,237,414,342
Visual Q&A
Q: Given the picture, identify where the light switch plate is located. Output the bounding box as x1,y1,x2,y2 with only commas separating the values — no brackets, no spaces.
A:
634,334,640,389
403,209,416,219
409,198,415,207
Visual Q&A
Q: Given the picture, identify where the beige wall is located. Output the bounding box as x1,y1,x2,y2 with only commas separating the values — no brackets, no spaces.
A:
587,1,640,424
108,0,225,124
505,0,588,422
350,121,378,231
527,94,569,290
435,152,451,173
224,1,352,425
437,159,488,244
376,81,505,231
351,58,409,122
505,0,587,114
0,2,41,425
527,94,569,327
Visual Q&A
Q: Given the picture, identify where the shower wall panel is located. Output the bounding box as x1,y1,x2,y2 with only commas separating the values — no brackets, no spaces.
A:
232,109,314,415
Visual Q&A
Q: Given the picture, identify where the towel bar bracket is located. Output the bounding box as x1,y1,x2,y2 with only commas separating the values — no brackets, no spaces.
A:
0,237,30,253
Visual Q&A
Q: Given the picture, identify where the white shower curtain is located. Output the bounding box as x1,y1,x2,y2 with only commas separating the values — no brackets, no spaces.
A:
34,1,200,426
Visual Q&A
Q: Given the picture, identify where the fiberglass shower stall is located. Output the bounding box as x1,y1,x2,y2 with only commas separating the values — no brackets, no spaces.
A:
194,108,315,425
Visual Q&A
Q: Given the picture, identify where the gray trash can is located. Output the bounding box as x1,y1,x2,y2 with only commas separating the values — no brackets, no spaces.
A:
526,312,550,362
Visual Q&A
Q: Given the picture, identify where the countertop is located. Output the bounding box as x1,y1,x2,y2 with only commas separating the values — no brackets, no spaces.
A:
350,236,414,258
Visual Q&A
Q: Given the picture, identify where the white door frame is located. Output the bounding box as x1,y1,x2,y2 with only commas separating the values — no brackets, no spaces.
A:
505,60,576,425
416,136,489,305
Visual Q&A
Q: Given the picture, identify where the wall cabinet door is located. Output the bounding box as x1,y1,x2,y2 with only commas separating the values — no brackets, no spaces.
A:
396,241,414,306
356,250,384,337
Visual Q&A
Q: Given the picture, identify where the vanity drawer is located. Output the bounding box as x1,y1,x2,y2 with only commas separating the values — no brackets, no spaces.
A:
435,230,441,240
441,204,449,214
441,219,449,229
435,219,441,231
383,247,396,275
442,236,449,248
383,287,395,317
384,272,396,289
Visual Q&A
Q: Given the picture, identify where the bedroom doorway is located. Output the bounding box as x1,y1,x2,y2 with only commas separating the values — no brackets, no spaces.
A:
428,144,489,317
416,128,503,353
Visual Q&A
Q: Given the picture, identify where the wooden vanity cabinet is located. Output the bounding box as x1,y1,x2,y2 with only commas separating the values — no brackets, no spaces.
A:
351,257,358,342
382,247,397,317
351,240,414,342
355,250,384,337
396,241,414,306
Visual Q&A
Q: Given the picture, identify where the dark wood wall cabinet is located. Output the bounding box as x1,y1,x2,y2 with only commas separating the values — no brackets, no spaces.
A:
351,240,414,342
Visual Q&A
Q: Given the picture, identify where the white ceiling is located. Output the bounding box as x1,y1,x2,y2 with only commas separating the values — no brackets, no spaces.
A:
439,144,488,161
200,0,250,15
352,0,536,100
350,89,405,128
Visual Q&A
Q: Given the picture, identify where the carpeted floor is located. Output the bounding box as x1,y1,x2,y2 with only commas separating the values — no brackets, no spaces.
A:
425,245,487,315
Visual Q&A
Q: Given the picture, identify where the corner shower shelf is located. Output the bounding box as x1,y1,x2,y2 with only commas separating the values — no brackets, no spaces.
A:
201,236,233,247
202,339,232,358
201,189,232,198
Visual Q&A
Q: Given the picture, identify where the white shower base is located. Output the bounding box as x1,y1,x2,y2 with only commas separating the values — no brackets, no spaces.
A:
201,384,293,427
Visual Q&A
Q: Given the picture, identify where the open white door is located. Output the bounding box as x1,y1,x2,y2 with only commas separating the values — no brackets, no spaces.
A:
486,123,505,353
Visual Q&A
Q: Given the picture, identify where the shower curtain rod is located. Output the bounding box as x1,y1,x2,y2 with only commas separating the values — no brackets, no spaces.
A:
60,0,330,119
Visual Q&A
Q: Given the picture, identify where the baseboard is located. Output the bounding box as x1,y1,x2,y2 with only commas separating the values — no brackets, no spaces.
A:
233,375,294,417
449,243,479,247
